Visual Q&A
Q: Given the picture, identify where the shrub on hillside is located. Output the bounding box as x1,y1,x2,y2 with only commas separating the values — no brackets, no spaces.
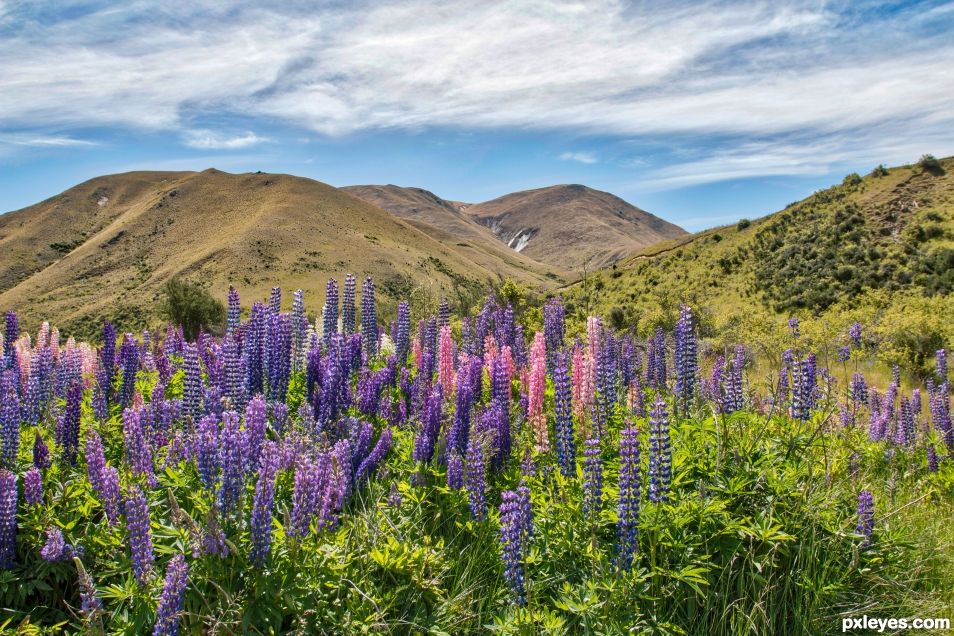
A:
918,154,945,175
160,277,225,339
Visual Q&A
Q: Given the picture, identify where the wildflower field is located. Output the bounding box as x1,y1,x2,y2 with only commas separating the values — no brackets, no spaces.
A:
0,277,951,635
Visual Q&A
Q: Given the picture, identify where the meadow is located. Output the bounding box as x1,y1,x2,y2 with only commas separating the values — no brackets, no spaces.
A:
0,278,951,635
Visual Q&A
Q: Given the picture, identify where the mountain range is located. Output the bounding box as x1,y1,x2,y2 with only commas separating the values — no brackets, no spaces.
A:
3,157,949,343
0,171,682,337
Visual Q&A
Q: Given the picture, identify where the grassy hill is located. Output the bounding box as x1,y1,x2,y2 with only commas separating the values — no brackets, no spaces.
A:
0,170,565,339
464,184,687,269
560,156,954,374
341,184,566,280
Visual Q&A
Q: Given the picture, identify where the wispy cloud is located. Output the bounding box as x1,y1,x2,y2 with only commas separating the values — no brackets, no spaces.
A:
558,151,597,164
0,1,952,185
0,133,98,147
182,129,267,150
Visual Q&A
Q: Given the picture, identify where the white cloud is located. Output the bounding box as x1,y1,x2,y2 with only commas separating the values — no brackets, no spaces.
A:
0,133,97,147
634,126,954,191
182,129,267,150
558,151,597,164
0,0,952,181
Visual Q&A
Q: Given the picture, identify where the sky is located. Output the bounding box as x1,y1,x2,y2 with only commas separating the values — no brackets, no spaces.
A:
1,1,953,231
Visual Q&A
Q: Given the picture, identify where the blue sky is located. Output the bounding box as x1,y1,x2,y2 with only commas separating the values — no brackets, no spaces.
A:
1,1,953,231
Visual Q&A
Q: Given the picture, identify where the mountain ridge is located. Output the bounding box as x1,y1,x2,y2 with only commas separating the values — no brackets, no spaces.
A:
0,169,565,338
344,182,687,271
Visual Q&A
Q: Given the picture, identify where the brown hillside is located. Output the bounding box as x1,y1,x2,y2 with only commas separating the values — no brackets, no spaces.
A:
0,170,561,338
465,184,686,269
342,184,566,280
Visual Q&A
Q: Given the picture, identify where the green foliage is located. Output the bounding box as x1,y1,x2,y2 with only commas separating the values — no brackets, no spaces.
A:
159,278,225,340
736,219,751,231
918,154,945,176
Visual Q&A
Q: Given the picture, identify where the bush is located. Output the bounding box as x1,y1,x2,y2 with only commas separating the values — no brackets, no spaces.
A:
608,306,626,330
160,277,225,339
918,154,945,175
870,164,889,177
842,173,862,187
737,218,751,231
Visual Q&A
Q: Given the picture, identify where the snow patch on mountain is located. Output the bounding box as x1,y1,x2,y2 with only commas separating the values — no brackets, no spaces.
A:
508,229,534,253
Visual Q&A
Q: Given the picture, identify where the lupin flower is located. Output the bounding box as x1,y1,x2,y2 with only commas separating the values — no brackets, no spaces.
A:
447,451,463,490
616,423,642,571
465,426,488,520
216,411,246,516
3,311,18,364
499,486,533,605
543,297,565,375
582,438,603,522
264,312,292,402
249,448,278,568
527,332,549,453
23,466,42,506
437,325,456,393
895,397,915,446
123,408,156,486
788,317,800,339
851,373,868,404
674,306,697,409
223,336,246,410
226,286,241,336
361,276,378,358
355,428,393,485
653,327,667,390
553,351,575,477
322,279,339,349
75,557,103,618
290,289,307,372
268,286,282,313
118,335,139,409
244,396,268,473
182,344,203,420
196,414,220,491
56,381,83,465
0,371,19,465
936,349,947,382
124,486,154,586
152,554,189,636
413,386,443,464
856,490,874,547
99,466,122,525
648,397,671,503
396,301,411,364
837,346,850,363
848,322,862,348
40,526,69,561
927,445,939,472
0,470,16,569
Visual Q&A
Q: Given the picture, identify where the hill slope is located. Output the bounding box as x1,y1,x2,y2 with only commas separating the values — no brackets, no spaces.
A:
0,170,563,338
464,184,687,269
560,157,954,368
341,184,564,279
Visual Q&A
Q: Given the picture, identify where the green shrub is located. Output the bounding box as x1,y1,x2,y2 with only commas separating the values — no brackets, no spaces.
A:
737,218,751,231
842,172,862,186
160,277,225,339
918,154,945,175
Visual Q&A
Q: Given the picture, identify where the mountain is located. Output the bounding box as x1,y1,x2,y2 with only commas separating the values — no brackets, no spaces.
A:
463,184,687,269
560,156,954,368
0,170,564,339
340,184,562,279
